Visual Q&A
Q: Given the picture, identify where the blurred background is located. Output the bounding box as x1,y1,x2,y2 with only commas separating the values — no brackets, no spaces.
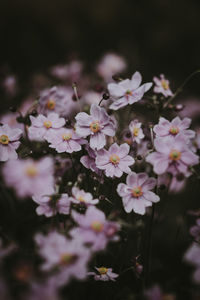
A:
0,0,200,93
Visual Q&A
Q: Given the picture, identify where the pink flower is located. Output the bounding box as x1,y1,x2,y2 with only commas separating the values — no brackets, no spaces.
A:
47,128,86,153
153,74,173,97
184,243,200,284
32,190,71,217
117,172,160,215
37,86,77,117
75,104,116,150
0,124,22,161
28,113,65,141
3,157,54,198
80,145,102,175
96,53,126,81
146,135,199,175
88,267,118,281
35,231,90,286
71,206,119,252
190,219,200,242
108,72,152,110
69,187,99,206
95,143,134,178
129,120,144,144
153,117,195,142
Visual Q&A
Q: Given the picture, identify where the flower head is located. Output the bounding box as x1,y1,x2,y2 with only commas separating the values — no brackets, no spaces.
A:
88,266,118,281
69,187,99,206
0,124,22,161
129,120,144,144
96,143,134,178
75,104,116,150
117,172,160,215
108,72,152,110
153,74,173,97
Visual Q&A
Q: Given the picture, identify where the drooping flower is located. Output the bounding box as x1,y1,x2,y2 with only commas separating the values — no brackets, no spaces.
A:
153,74,173,97
108,72,152,110
153,116,195,142
28,113,65,141
3,157,54,198
71,206,119,252
32,191,71,217
95,143,134,178
146,135,199,176
35,231,90,286
69,187,99,206
88,267,118,281
117,172,160,215
0,124,22,162
75,104,116,150
37,86,77,117
46,128,86,153
129,120,145,144
80,145,102,175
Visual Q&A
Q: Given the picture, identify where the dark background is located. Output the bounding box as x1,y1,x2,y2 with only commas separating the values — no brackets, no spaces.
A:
0,0,200,92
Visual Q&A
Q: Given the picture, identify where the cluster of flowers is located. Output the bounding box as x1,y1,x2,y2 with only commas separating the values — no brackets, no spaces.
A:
0,53,200,299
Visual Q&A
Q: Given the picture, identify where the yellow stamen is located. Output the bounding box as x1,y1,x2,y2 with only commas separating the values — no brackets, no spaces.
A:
109,154,120,165
60,253,77,265
78,196,85,203
169,126,179,135
90,121,100,133
43,120,52,128
98,267,108,275
133,127,139,137
25,165,38,177
46,99,56,110
62,133,72,141
91,221,104,232
132,186,143,198
0,135,9,145
169,149,181,161
161,80,169,90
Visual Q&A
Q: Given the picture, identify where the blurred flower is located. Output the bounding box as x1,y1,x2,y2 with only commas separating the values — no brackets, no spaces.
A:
184,243,200,284
96,143,134,178
108,72,152,110
47,128,86,153
71,206,119,252
117,172,160,215
50,60,83,82
2,75,18,97
153,117,195,142
3,157,54,197
146,135,199,175
69,187,99,206
80,145,102,175
28,113,65,141
190,219,200,242
0,124,22,161
129,120,145,144
96,53,126,81
35,231,90,285
32,190,71,217
145,284,176,300
153,74,173,97
75,104,116,150
88,266,118,281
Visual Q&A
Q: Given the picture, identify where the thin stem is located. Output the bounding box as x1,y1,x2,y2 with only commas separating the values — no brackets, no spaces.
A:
164,70,200,108
72,82,81,112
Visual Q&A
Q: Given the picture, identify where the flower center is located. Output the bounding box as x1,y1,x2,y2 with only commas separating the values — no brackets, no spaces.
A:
133,127,139,137
98,267,108,275
43,120,52,128
90,121,100,133
62,133,72,141
91,221,104,232
132,186,143,197
77,196,85,203
25,165,38,177
0,134,9,145
169,149,181,161
46,99,56,110
169,126,179,135
60,253,77,266
161,80,169,90
109,154,120,165
126,90,132,96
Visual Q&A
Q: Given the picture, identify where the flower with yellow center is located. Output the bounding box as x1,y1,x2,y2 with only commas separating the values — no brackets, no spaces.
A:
169,149,181,161
46,99,56,110
90,121,100,133
25,164,38,177
91,221,104,232
62,133,72,141
132,186,143,198
169,126,179,135
98,267,108,275
133,127,139,137
161,80,169,90
109,154,120,165
60,253,77,266
0,134,9,145
43,120,52,128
